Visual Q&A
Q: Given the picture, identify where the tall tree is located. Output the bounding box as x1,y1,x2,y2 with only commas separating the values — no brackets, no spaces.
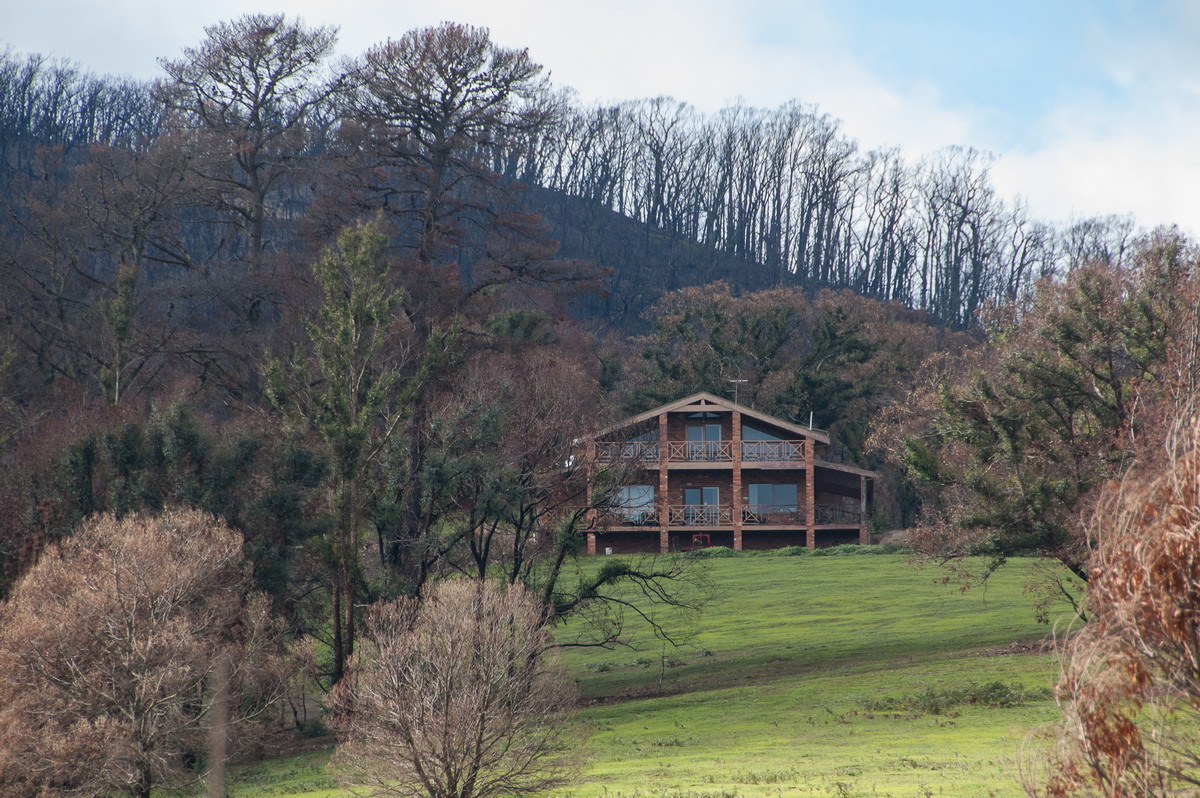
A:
158,13,340,271
266,214,405,685
330,23,596,582
892,233,1200,584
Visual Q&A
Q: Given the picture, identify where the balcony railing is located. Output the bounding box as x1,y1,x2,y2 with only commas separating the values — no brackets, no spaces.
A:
666,441,733,462
595,441,660,464
601,507,660,526
600,504,863,527
741,440,805,463
815,505,863,525
741,504,802,524
596,439,806,465
668,504,734,526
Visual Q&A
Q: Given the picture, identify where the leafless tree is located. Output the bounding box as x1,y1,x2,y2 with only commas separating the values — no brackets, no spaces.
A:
158,13,341,269
327,579,584,798
0,509,296,798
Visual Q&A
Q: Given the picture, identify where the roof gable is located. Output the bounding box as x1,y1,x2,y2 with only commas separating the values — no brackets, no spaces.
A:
598,392,830,444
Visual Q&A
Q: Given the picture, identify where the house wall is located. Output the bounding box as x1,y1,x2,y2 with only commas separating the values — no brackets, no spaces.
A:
665,470,735,506
814,529,863,547
740,530,810,550
593,531,660,555
668,530,734,551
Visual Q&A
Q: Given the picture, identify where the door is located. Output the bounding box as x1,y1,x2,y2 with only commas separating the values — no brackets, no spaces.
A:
686,423,722,460
684,486,720,525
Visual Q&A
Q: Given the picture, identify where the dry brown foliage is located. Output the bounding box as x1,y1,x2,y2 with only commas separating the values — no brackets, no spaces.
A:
327,579,584,798
0,509,296,798
1024,414,1200,796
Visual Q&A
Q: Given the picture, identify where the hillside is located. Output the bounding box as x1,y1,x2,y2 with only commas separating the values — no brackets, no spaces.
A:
227,552,1074,798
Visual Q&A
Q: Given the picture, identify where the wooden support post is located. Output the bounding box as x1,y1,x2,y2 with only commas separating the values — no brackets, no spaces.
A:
859,474,869,545
805,437,816,550
732,408,743,551
658,412,670,554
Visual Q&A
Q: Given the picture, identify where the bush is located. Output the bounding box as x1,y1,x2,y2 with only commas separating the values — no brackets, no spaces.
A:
688,546,740,558
766,546,812,557
861,681,1052,715
812,544,911,556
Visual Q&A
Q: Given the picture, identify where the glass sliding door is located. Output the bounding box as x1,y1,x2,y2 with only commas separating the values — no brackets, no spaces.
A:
684,486,720,525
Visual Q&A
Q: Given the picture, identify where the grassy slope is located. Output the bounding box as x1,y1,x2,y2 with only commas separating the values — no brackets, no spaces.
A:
228,553,1074,798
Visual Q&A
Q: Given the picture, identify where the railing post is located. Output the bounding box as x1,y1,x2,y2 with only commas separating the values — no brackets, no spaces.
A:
732,409,743,551
859,474,869,545
805,437,816,550
658,412,669,554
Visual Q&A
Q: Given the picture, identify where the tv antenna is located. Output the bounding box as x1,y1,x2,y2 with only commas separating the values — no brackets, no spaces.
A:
728,379,748,405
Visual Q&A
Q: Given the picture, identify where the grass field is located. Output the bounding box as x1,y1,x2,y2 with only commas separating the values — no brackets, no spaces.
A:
225,551,1077,798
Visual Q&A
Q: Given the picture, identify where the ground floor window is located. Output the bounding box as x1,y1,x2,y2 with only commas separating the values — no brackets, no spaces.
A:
614,485,655,522
748,483,798,512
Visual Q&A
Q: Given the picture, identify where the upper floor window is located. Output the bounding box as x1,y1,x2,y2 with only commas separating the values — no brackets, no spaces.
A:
743,422,784,441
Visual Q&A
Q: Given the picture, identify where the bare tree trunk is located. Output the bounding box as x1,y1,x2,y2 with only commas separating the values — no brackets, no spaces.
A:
207,651,231,798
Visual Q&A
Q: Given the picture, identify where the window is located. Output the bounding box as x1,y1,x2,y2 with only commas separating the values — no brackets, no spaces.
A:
683,486,720,525
686,421,723,460
748,484,798,513
613,485,655,523
742,422,783,441
742,422,799,461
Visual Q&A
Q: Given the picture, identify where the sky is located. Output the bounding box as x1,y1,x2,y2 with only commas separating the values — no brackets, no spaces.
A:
7,0,1200,234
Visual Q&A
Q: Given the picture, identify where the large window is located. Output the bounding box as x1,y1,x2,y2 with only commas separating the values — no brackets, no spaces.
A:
683,486,720,525
748,483,798,513
613,485,655,523
742,422,783,441
686,413,723,460
742,422,800,461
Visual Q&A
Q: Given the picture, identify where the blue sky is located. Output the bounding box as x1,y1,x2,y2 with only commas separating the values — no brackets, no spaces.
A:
8,0,1200,233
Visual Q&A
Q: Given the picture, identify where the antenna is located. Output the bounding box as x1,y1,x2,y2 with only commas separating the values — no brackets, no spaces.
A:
728,379,748,405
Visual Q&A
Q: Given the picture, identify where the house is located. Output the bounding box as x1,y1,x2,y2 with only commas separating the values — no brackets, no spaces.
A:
585,392,874,554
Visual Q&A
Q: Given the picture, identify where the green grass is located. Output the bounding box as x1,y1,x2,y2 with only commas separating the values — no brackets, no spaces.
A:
226,554,1077,798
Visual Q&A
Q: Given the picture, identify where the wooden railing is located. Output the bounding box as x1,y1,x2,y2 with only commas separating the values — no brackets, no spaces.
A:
668,504,734,526
600,508,660,526
815,505,863,525
741,504,802,524
595,439,807,465
595,441,660,464
741,440,805,463
601,504,862,527
666,441,732,462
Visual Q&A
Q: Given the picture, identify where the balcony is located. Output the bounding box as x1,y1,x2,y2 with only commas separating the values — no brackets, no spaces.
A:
601,504,863,528
595,441,660,465
668,504,734,526
595,439,807,466
815,505,863,525
600,507,660,527
741,504,802,525
666,441,732,462
741,439,805,463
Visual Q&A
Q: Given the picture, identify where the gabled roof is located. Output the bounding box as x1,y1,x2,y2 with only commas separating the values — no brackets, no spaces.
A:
597,391,831,444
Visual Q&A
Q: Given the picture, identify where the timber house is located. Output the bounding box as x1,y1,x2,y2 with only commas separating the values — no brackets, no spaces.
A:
586,392,874,554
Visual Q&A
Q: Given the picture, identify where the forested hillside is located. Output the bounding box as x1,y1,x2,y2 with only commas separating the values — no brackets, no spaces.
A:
0,11,1184,585
7,13,1200,797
